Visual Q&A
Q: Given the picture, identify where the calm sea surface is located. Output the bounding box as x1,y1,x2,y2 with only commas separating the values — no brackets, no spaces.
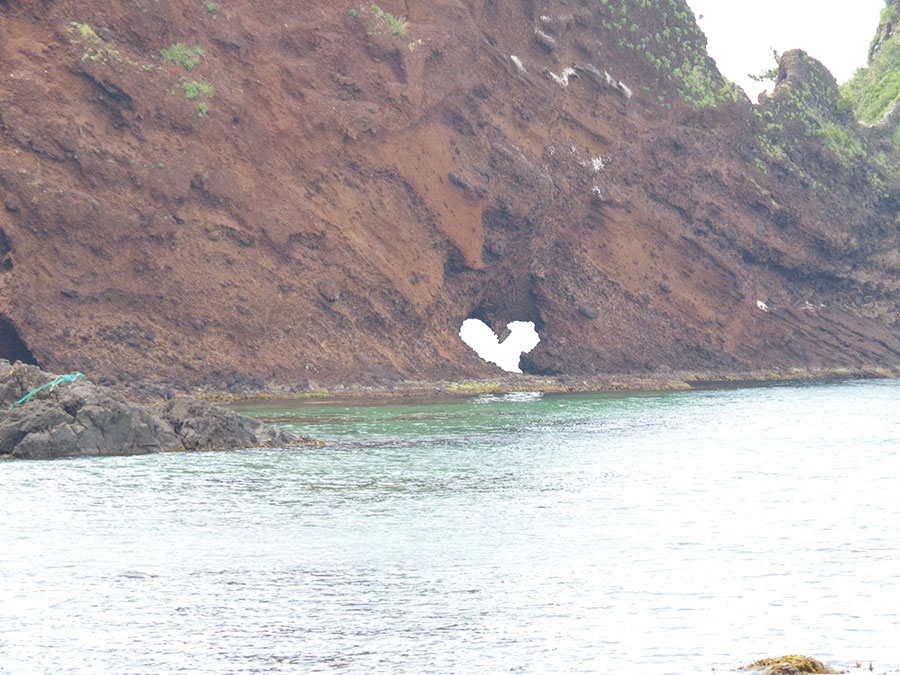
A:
2,380,899,674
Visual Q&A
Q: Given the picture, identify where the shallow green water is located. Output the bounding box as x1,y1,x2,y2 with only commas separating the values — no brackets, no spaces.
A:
3,381,899,673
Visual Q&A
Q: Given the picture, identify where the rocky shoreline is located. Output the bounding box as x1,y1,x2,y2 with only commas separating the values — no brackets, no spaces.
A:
3,360,896,459
195,365,900,406
0,362,320,460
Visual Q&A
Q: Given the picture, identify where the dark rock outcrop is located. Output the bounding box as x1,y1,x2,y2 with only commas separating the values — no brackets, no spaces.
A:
0,363,317,459
158,399,302,451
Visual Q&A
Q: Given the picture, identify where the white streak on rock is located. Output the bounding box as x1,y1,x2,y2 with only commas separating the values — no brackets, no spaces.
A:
547,66,578,89
510,55,527,74
535,29,556,44
548,70,568,88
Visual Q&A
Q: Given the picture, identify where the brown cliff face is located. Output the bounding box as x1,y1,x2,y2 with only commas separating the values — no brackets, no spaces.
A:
2,0,900,391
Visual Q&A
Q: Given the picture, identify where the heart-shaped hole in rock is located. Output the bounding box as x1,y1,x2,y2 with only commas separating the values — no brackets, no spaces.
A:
458,318,540,373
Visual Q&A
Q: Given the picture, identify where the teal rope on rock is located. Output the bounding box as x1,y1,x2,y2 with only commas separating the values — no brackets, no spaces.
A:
9,373,84,410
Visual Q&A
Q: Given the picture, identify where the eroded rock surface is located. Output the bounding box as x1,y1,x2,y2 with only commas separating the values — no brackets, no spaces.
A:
2,2,900,388
0,363,316,459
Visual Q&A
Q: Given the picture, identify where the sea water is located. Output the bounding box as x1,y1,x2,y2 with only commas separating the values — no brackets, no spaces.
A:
2,380,899,673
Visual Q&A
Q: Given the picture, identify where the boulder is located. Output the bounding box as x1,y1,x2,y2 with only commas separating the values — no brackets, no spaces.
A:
0,401,75,454
578,305,600,320
741,655,838,675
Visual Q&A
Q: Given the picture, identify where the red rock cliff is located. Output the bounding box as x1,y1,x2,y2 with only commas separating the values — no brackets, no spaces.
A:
2,0,900,391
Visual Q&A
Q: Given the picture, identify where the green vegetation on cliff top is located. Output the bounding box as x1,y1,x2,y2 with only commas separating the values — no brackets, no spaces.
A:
597,0,742,108
841,1,900,124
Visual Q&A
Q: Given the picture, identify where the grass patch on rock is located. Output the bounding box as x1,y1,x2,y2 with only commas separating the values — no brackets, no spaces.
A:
162,43,205,71
180,76,215,99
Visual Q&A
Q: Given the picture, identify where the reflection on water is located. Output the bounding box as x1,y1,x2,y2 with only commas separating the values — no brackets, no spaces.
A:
2,380,900,674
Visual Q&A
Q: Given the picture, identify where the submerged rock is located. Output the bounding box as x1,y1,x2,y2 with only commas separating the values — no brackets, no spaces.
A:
0,362,318,459
741,655,838,675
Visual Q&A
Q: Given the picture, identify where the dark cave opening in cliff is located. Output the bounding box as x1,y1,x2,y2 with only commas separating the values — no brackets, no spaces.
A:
458,318,540,373
0,314,38,366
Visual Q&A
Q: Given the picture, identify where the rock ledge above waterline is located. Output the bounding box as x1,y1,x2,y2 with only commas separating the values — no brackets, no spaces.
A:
0,362,319,459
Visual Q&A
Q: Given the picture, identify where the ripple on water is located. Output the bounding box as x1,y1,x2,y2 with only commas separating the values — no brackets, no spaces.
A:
2,381,900,673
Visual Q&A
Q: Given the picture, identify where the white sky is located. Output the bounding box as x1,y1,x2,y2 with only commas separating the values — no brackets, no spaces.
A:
686,0,884,100
459,319,540,373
